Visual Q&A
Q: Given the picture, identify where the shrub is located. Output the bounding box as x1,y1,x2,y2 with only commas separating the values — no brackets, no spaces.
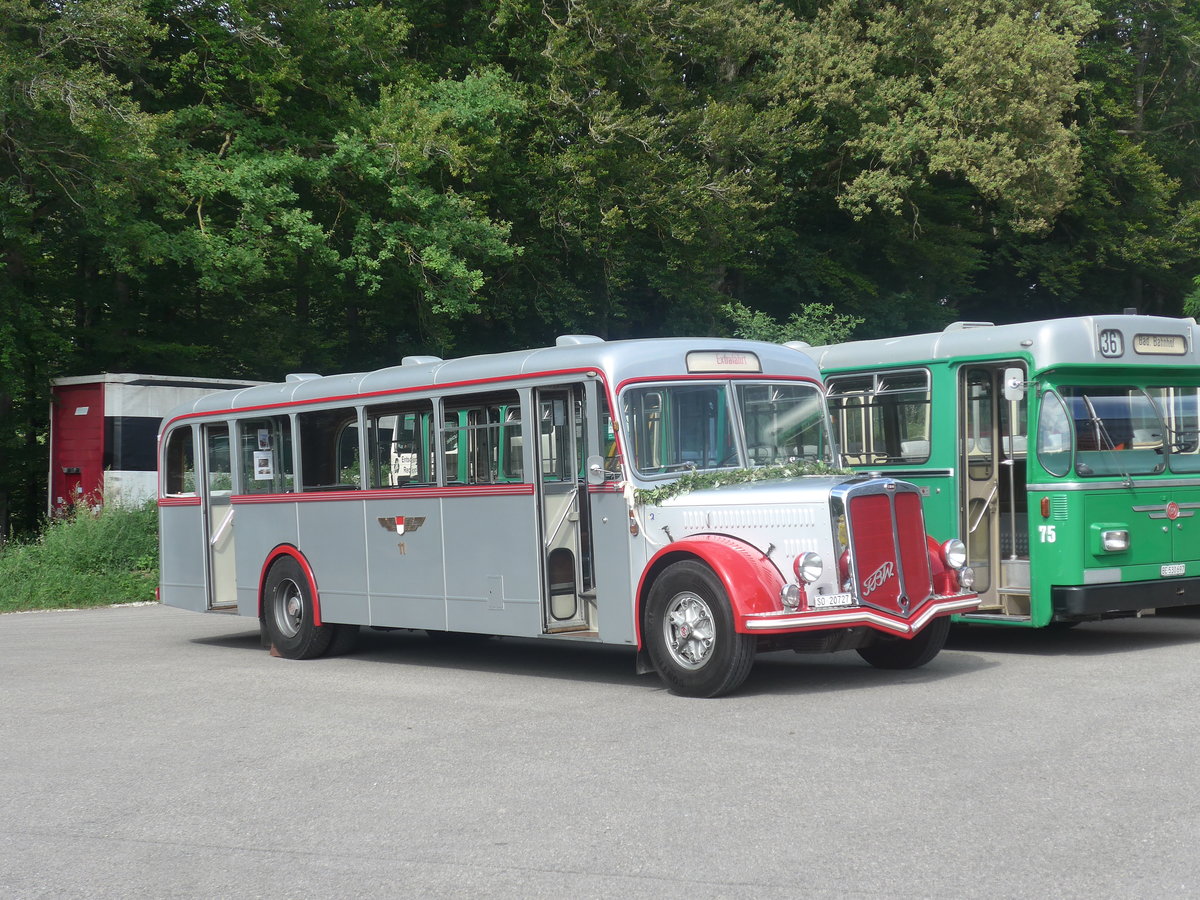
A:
0,501,158,612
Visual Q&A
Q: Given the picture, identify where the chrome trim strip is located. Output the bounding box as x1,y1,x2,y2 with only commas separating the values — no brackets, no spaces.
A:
907,597,982,631
1026,479,1200,491
743,596,979,633
857,468,955,479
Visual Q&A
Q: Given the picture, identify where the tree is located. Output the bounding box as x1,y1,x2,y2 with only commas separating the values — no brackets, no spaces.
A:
974,0,1200,322
723,300,862,345
0,0,162,538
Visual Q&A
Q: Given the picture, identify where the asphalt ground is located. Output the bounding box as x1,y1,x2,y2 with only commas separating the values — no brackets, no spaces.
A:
2,603,1200,899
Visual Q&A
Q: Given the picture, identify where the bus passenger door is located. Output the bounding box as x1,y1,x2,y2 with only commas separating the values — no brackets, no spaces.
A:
960,365,1029,616
536,386,594,633
203,424,238,609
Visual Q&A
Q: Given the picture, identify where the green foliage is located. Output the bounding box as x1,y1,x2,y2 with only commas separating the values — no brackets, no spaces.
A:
635,460,852,505
0,502,159,611
723,300,863,344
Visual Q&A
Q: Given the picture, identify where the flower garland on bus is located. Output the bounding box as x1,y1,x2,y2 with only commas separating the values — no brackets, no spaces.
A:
634,460,852,505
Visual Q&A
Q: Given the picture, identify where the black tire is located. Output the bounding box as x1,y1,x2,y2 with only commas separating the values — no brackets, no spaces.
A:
644,560,756,697
262,556,335,659
328,624,360,655
857,614,950,670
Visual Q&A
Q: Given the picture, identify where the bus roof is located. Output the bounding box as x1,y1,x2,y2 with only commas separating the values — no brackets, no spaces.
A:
797,314,1200,374
160,336,824,425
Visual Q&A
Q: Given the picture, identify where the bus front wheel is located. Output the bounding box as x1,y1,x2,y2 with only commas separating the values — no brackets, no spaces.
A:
857,615,950,670
262,557,335,660
644,560,755,698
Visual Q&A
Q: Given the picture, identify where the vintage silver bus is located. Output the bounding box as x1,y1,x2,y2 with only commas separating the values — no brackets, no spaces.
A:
157,336,977,696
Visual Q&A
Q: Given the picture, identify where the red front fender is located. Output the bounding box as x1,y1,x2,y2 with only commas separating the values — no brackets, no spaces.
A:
258,544,324,627
636,535,785,647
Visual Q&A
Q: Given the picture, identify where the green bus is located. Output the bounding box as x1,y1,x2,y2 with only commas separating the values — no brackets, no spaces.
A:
796,314,1200,627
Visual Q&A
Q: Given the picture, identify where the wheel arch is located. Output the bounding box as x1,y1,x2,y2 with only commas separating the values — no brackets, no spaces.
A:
258,544,324,627
635,535,785,648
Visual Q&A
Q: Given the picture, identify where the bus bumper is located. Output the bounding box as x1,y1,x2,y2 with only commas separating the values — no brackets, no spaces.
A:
1053,577,1200,618
741,594,979,636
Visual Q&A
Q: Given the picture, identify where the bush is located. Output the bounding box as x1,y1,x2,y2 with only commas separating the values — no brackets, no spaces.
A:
0,501,159,612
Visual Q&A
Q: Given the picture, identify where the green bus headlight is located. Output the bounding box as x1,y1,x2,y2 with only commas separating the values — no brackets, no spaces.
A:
1102,529,1130,552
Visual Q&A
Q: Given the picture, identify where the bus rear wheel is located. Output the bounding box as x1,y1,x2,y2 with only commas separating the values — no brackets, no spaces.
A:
857,615,950,670
262,557,335,660
645,560,755,698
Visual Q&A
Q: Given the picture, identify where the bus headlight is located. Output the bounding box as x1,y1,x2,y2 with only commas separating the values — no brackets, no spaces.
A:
958,566,976,591
941,539,967,570
1102,529,1130,552
780,583,802,610
793,552,823,584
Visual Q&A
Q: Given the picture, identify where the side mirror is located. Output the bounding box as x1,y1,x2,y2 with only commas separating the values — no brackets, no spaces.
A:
586,455,608,485
1003,367,1027,402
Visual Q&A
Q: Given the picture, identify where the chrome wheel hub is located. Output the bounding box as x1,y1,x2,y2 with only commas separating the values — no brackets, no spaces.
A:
663,592,716,670
274,579,304,638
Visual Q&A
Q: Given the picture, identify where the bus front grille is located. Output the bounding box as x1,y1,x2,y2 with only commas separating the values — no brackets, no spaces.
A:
842,482,933,616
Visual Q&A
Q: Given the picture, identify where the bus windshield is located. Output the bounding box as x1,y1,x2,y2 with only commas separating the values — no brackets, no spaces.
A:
623,381,830,476
1057,386,1167,476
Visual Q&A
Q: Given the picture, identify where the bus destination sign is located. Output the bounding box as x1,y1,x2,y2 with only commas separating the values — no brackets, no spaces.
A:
686,350,762,373
1133,333,1188,356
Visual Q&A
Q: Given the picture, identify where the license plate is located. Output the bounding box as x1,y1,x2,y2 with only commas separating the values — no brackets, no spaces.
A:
1162,564,1186,577
811,593,855,609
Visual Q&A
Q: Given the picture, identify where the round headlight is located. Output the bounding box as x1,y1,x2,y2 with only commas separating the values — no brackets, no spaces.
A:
793,551,823,584
958,566,976,591
941,539,967,570
780,583,802,610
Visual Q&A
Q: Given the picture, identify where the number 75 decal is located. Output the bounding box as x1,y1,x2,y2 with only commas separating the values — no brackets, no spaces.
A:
1038,525,1057,543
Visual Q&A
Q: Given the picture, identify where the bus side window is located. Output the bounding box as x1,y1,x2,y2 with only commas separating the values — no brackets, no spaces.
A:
442,391,523,485
164,427,196,495
366,403,435,488
297,408,361,491
238,416,295,494
827,370,930,465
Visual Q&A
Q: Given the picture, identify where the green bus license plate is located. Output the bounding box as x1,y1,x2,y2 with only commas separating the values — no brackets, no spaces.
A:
1162,564,1186,577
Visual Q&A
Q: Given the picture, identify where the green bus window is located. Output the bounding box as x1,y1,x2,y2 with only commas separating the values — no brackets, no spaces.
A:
238,417,294,494
1036,391,1072,477
1060,387,1164,477
964,369,994,481
827,370,930,465
1147,386,1200,473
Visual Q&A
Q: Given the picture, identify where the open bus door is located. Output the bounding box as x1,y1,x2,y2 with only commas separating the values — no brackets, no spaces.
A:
536,385,595,633
960,365,1030,618
202,423,238,609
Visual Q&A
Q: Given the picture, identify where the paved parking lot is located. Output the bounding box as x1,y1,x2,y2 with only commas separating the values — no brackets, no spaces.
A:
3,603,1200,898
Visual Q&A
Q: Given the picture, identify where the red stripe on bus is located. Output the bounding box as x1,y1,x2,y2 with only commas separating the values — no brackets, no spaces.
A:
614,373,819,393
158,496,202,507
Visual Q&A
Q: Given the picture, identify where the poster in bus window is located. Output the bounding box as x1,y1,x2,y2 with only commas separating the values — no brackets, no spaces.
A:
254,451,274,480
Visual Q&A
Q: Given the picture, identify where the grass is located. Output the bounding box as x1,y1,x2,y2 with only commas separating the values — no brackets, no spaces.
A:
0,501,159,612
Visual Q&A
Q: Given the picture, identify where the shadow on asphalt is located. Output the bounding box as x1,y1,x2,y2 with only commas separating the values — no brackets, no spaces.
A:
189,622,1000,698
946,607,1200,657
189,606,1200,696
